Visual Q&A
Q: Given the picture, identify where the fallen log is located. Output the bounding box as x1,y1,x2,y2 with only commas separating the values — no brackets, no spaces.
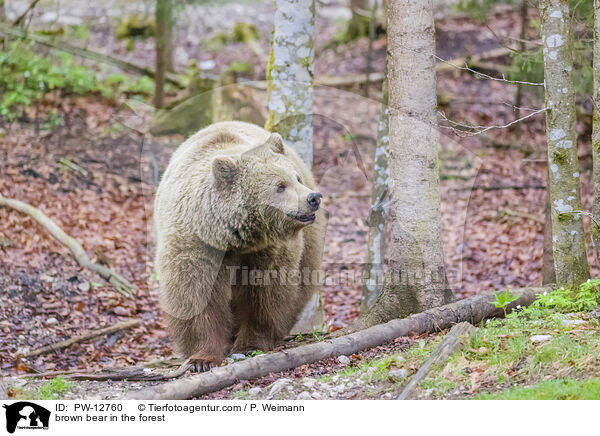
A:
0,194,135,297
0,24,188,88
129,285,552,400
17,319,141,358
397,322,477,400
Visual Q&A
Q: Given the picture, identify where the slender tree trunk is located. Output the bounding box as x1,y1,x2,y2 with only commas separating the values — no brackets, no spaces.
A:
0,0,6,22
360,0,454,328
265,0,315,167
361,69,389,314
266,0,324,332
541,0,590,287
543,166,556,284
592,0,600,266
514,0,528,141
154,0,171,108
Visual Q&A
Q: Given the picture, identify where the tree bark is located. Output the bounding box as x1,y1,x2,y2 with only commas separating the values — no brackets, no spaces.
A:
265,0,315,167
154,0,171,108
361,69,389,314
360,0,454,328
266,0,324,333
0,0,6,22
128,286,551,400
541,0,590,286
543,165,557,284
592,0,600,267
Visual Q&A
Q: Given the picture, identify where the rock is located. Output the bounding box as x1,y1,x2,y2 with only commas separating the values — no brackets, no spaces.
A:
230,353,246,360
530,334,552,343
302,378,317,388
382,393,393,399
266,378,292,400
332,375,339,382
334,383,346,393
311,392,322,399
78,282,90,292
388,368,408,380
45,317,58,326
336,355,351,365
248,387,262,397
296,391,312,400
561,319,586,327
225,357,235,364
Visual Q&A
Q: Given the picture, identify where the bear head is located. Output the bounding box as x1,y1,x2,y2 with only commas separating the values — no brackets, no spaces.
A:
210,133,322,247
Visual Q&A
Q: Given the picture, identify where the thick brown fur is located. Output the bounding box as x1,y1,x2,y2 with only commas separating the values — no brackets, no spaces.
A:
154,121,325,369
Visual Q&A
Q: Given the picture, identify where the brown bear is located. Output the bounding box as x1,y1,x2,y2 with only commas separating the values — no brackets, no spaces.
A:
154,121,325,371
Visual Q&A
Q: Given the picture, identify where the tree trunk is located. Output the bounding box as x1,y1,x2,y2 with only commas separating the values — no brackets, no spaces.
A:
543,165,557,284
541,0,590,287
361,70,389,314
266,0,323,333
0,0,6,22
265,0,315,167
360,0,454,328
154,0,171,108
592,0,600,267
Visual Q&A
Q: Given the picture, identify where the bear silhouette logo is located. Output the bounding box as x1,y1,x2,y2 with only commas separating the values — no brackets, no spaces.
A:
3,402,50,433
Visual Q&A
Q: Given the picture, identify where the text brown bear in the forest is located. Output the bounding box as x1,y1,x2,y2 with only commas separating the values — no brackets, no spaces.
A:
154,121,325,371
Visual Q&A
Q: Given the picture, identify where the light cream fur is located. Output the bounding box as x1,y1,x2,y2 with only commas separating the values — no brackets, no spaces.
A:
154,121,325,367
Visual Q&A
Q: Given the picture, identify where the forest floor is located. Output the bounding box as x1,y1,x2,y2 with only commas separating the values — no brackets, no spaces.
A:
2,0,600,399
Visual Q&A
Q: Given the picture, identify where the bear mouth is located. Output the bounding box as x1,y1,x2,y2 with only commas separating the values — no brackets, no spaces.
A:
290,213,316,223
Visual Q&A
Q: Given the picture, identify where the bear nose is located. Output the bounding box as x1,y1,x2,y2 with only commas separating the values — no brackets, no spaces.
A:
307,192,322,210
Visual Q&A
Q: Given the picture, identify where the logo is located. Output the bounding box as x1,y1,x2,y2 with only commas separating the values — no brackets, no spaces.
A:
3,402,50,434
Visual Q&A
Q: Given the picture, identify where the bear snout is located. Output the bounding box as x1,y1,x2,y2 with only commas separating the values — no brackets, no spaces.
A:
307,192,322,211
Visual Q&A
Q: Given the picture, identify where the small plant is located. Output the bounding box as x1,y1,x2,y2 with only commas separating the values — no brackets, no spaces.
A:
526,278,600,314
38,377,72,400
490,288,519,317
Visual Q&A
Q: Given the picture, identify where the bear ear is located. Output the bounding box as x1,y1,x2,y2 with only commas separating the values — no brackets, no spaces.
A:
211,156,238,185
264,132,285,154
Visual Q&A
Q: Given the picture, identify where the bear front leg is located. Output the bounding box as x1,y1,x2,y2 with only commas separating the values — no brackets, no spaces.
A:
157,236,233,371
231,252,303,353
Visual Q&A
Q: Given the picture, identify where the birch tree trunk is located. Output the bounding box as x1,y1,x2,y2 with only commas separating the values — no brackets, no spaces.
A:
541,0,590,286
360,0,454,327
592,0,600,266
361,71,389,314
266,0,324,333
265,0,315,167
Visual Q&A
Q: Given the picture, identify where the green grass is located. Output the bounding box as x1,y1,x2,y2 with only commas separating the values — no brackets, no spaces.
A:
476,378,600,400
38,377,73,399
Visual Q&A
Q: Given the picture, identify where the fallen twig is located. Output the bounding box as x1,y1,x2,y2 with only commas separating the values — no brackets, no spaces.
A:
18,319,141,358
13,0,40,26
452,185,545,192
499,208,544,225
315,47,514,88
0,194,135,297
397,322,477,400
129,286,551,400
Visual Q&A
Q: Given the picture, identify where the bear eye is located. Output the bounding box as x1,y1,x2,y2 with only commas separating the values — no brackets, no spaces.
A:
277,183,286,193
296,175,302,183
